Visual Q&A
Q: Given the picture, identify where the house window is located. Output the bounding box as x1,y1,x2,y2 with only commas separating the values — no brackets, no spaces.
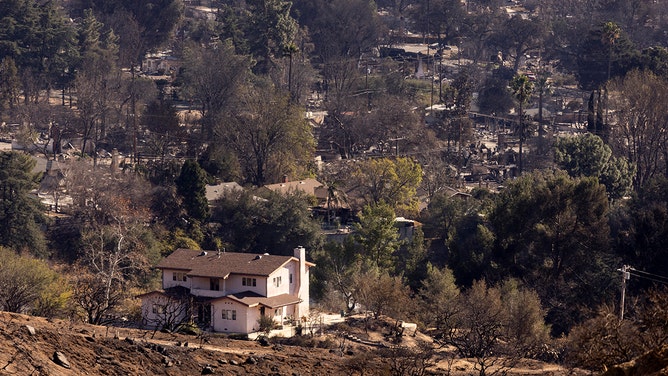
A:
273,276,282,287
152,304,165,314
275,308,281,316
210,278,220,291
289,273,293,284
222,310,237,320
242,277,256,287
173,272,187,282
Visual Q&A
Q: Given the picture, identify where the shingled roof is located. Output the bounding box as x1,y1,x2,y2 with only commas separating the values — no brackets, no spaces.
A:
211,291,302,308
156,248,295,278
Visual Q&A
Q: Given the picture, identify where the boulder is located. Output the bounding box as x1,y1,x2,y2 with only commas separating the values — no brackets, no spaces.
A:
53,351,71,369
25,325,35,336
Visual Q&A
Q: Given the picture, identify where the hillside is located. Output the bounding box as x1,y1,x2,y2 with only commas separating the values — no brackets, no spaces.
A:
0,311,585,376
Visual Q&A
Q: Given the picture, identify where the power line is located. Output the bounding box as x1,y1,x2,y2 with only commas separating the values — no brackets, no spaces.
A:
628,267,668,282
628,271,668,286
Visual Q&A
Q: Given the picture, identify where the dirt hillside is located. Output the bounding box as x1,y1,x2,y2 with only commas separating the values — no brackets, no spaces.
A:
0,311,582,375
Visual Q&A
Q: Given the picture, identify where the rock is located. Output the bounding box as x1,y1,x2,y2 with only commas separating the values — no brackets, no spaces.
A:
201,365,215,374
162,356,174,367
25,325,35,336
85,336,96,342
217,359,228,365
258,336,270,346
53,351,71,369
124,337,135,345
229,359,239,366
245,356,257,364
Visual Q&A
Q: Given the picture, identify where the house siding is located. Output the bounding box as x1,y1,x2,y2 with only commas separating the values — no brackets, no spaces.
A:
211,299,248,333
162,270,190,289
140,293,187,330
266,267,291,297
226,275,267,296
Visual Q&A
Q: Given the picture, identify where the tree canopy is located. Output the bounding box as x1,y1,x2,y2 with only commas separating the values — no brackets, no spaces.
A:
0,151,47,257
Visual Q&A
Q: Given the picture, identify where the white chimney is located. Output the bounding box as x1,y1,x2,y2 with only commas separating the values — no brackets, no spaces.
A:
293,246,308,319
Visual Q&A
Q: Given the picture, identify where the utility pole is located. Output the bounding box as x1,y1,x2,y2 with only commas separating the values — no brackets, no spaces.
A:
617,265,630,320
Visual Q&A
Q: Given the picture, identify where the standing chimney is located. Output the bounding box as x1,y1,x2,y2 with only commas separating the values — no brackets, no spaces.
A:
283,174,289,183
293,246,308,318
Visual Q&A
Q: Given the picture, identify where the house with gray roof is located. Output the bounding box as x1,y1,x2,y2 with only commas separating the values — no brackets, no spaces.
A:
139,247,314,334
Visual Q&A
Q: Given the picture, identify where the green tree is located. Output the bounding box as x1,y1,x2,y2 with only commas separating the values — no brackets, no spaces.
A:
510,73,533,175
354,202,402,271
490,15,546,72
211,190,324,256
489,170,616,335
0,56,20,110
349,157,422,216
0,0,78,103
611,177,668,288
0,247,62,314
555,133,634,200
0,151,47,257
477,71,515,116
175,159,210,223
311,240,360,311
298,0,383,61
418,264,460,331
396,226,429,290
77,0,183,64
245,0,298,74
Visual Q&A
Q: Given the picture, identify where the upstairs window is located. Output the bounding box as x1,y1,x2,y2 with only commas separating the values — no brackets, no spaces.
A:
242,277,257,287
173,272,187,282
272,276,282,287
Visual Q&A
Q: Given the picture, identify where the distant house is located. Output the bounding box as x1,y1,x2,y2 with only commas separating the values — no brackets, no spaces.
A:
139,247,314,334
205,182,244,204
261,178,328,206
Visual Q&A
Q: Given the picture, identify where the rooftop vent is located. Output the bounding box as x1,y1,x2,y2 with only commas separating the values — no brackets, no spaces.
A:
254,255,262,260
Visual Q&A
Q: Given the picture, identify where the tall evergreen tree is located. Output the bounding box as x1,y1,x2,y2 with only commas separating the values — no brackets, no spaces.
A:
0,152,47,257
175,159,209,223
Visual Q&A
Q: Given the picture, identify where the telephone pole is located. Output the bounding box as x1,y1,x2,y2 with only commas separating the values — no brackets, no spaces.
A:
617,265,630,320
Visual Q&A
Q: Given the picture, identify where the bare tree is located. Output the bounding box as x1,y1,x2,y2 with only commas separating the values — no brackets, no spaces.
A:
143,287,193,336
608,70,668,190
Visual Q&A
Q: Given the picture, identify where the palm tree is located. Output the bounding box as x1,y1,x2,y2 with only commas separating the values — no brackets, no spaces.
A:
511,74,533,175
601,22,620,139
283,43,299,102
324,180,349,227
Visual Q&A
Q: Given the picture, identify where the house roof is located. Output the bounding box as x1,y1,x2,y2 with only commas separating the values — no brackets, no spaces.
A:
211,291,302,309
156,248,301,278
205,182,244,202
263,178,326,199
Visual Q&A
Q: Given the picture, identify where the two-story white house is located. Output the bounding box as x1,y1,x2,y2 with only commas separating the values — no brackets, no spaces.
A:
139,247,314,334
